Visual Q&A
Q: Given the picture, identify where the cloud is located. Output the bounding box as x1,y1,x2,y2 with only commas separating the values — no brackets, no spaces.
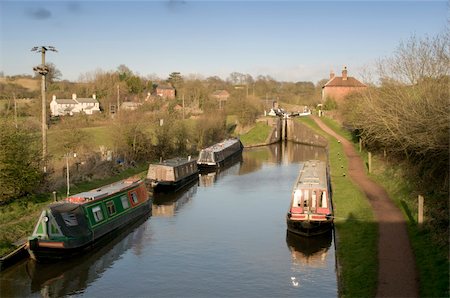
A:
26,7,52,20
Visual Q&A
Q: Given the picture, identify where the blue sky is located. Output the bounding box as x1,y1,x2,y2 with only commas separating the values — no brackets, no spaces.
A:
0,1,447,83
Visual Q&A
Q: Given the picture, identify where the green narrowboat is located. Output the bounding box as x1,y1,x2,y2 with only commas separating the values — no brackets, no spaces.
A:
28,178,151,262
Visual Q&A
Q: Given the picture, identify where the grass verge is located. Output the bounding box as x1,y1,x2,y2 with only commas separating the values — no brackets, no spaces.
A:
239,121,272,147
297,116,378,297
369,156,449,297
318,116,449,297
0,165,147,257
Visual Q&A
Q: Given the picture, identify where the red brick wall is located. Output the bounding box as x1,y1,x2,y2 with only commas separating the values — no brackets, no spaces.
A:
322,86,366,105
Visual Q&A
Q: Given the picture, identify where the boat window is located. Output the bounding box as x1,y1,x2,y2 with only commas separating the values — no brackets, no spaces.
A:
130,192,139,204
312,191,317,209
303,190,309,207
321,192,327,208
121,195,130,209
293,190,302,207
92,206,104,222
106,201,116,216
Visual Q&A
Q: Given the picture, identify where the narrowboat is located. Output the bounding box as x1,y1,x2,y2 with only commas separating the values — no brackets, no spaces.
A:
28,178,151,262
147,157,198,193
197,138,243,171
286,160,333,236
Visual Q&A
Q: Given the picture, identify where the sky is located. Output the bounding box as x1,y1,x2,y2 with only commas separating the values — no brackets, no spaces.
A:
0,0,448,84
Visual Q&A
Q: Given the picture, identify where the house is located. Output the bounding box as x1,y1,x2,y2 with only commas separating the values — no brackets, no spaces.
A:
322,66,367,104
155,85,175,99
50,94,100,116
211,90,230,109
121,101,142,111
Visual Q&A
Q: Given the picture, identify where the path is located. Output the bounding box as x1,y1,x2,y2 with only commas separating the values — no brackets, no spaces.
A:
312,116,419,297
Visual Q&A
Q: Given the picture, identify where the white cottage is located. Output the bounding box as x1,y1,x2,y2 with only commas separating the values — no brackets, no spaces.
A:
50,94,101,116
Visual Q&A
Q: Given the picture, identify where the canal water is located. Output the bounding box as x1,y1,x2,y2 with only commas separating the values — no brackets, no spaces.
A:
0,142,337,297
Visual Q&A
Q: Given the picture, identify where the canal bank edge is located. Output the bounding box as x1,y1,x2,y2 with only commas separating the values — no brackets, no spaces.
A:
296,116,378,297
312,115,419,297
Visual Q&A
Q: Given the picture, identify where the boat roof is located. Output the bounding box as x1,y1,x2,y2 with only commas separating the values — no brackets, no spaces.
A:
67,178,142,201
200,138,240,153
294,160,328,190
152,157,197,168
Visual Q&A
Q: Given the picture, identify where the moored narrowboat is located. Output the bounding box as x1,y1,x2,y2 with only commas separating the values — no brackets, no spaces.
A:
147,157,198,193
28,178,151,262
286,160,333,236
197,138,243,171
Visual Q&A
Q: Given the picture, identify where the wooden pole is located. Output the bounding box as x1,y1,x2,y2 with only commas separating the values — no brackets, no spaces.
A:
368,152,372,173
418,195,424,226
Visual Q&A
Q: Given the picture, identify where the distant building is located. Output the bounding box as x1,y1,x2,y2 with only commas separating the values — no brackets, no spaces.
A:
155,85,175,99
121,101,142,111
322,66,367,104
50,94,100,116
211,90,230,109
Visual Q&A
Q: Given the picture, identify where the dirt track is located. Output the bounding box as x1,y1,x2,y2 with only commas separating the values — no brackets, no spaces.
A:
313,116,419,297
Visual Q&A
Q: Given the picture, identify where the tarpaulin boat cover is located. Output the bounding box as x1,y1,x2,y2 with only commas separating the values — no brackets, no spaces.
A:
50,203,92,238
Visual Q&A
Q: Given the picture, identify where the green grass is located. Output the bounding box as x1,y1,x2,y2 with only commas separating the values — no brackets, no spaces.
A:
317,116,449,298
239,121,272,146
297,117,377,297
369,156,449,297
0,165,147,257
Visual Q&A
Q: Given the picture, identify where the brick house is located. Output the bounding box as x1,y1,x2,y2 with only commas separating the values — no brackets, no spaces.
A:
50,94,100,116
155,85,175,99
322,66,367,104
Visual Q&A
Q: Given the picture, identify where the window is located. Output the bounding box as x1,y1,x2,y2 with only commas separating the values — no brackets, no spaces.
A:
130,192,139,204
321,192,327,208
312,191,317,209
106,201,116,216
92,206,104,222
303,190,309,207
121,195,130,209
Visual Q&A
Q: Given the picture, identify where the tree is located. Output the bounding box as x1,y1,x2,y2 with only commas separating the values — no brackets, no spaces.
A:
34,62,62,83
117,64,133,81
0,122,43,203
343,32,449,191
167,72,184,96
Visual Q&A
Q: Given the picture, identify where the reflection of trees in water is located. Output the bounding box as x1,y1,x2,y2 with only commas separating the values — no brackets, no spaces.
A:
1,216,150,298
152,182,198,217
286,229,333,268
241,142,327,175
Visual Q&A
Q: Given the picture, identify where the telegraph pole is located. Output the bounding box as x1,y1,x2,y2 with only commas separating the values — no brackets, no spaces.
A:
32,46,57,173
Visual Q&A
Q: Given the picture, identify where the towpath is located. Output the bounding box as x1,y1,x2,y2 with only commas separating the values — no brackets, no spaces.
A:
312,116,419,297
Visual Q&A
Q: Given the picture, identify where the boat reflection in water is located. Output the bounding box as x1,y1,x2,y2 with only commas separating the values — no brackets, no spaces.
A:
286,229,333,268
0,215,150,297
152,181,198,217
199,157,242,187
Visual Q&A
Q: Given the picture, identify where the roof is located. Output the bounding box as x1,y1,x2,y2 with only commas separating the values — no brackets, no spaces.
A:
323,76,366,88
55,99,77,104
156,85,174,90
212,90,230,97
76,98,99,104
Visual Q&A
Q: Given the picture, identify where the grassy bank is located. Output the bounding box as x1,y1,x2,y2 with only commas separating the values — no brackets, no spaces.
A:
238,121,272,147
319,116,449,297
0,165,147,257
297,116,377,297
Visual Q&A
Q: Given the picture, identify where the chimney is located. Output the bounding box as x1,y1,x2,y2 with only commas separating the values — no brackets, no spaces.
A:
92,94,96,100
330,70,335,80
52,95,56,101
342,66,348,81
72,93,77,100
